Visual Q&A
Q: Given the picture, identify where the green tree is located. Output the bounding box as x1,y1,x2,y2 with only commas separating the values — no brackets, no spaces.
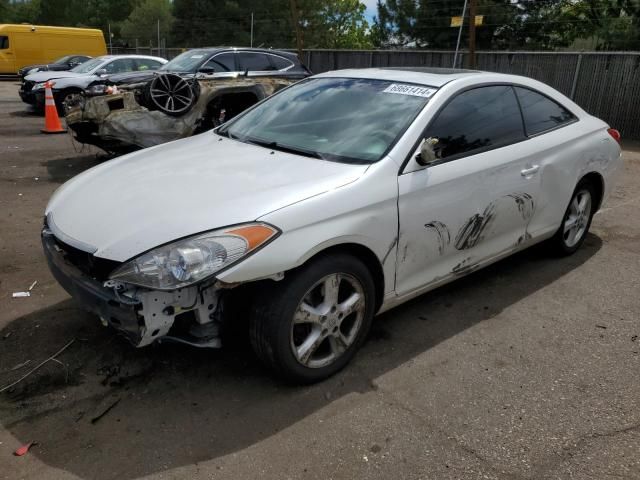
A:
299,0,372,48
120,0,174,46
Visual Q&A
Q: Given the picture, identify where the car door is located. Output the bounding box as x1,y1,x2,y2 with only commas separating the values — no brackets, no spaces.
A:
237,51,276,76
395,85,541,296
103,58,137,75
200,52,238,78
0,34,15,73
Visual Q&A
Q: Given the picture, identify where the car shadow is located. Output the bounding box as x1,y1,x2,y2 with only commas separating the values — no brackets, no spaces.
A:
42,155,107,183
0,234,602,479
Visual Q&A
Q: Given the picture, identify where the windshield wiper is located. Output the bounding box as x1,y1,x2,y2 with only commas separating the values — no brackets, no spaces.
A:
244,137,324,159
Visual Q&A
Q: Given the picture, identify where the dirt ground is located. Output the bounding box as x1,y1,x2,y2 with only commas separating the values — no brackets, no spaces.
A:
0,80,639,480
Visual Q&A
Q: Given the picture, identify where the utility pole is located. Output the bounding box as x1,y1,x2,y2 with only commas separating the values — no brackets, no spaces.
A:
468,0,477,69
157,19,161,57
289,0,304,63
452,0,468,68
108,23,113,54
250,12,254,47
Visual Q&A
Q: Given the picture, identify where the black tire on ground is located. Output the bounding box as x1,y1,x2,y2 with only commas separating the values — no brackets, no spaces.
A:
249,253,376,384
548,179,597,256
54,88,81,116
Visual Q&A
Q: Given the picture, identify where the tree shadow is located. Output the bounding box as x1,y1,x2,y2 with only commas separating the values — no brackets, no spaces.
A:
0,235,602,480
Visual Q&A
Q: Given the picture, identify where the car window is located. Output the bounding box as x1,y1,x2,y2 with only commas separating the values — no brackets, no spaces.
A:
0,36,8,49
238,52,274,71
160,50,211,73
221,78,435,164
71,57,104,73
135,58,163,71
203,53,235,72
425,86,525,159
70,56,89,64
104,58,138,74
269,55,294,70
54,55,73,64
515,87,576,136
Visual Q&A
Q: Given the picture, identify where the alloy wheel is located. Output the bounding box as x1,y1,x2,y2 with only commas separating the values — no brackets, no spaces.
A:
290,273,365,369
563,189,592,248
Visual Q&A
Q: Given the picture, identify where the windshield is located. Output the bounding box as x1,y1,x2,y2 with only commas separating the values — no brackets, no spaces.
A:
219,78,436,164
70,57,104,74
54,55,73,65
160,50,210,73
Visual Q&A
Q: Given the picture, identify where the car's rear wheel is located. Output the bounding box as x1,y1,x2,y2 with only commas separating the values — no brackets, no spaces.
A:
549,179,596,255
249,254,375,384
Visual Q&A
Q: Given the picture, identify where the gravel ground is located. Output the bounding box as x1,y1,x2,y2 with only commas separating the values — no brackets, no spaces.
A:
0,80,639,480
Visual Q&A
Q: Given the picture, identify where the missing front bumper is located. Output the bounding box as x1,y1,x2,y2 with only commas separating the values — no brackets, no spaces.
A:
42,229,223,348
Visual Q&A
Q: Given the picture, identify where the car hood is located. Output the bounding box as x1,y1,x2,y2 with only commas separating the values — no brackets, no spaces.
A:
25,70,89,82
45,133,369,262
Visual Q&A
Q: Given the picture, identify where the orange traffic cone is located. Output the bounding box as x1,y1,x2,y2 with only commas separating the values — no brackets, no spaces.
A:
41,81,67,134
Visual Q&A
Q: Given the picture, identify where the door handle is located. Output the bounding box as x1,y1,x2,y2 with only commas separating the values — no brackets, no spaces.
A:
521,165,540,177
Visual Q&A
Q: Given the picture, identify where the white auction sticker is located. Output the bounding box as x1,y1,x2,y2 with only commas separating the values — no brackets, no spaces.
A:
383,84,437,98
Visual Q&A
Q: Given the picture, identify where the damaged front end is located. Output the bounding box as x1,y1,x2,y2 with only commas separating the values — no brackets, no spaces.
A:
43,228,229,348
65,73,295,153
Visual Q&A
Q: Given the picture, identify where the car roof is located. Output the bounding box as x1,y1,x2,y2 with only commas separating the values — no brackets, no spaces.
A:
96,55,167,62
314,67,488,87
176,47,297,58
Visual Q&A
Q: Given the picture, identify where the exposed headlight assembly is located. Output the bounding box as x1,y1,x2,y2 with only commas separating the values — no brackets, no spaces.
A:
33,81,54,90
109,223,279,290
86,84,107,96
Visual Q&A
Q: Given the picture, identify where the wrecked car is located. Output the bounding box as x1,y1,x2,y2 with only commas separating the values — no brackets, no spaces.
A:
43,68,622,383
64,48,311,153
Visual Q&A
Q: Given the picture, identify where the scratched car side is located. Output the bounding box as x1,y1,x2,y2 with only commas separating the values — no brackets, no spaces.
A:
42,68,623,383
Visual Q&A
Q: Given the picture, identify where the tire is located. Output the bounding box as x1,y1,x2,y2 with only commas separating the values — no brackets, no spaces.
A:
54,88,81,116
548,179,596,255
249,253,376,384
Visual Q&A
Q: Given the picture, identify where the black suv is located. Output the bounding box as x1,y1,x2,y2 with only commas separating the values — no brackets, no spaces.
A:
87,47,310,92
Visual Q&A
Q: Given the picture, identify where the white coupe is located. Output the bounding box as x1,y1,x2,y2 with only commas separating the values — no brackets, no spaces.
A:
42,68,623,383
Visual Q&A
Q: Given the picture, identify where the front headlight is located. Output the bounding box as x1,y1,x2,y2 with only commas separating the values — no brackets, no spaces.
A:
33,81,54,91
86,83,107,96
108,223,279,290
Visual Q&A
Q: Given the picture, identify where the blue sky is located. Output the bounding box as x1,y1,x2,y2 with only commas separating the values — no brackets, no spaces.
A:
363,0,378,22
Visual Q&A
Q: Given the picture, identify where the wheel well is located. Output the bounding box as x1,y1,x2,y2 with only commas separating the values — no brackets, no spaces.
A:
580,172,605,211
206,91,259,118
303,243,386,313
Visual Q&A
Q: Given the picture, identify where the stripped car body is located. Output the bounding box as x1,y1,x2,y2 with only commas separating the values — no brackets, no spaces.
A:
64,47,310,153
65,74,295,152
43,68,623,382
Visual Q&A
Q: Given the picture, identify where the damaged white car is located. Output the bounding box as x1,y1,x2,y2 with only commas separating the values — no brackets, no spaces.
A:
43,68,622,383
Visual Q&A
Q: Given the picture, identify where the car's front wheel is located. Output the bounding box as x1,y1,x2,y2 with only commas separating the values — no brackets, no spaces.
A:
550,179,596,255
249,253,376,384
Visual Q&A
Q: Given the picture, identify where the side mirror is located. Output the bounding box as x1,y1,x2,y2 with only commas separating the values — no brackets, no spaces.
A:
416,137,440,166
198,66,215,74
96,68,107,76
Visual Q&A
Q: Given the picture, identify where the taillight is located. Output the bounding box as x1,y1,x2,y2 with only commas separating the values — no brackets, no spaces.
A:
607,128,621,144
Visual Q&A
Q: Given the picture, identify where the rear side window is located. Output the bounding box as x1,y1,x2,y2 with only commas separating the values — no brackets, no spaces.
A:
0,36,8,49
104,58,138,74
135,58,163,71
425,86,525,159
269,55,294,70
238,52,274,71
515,87,576,136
